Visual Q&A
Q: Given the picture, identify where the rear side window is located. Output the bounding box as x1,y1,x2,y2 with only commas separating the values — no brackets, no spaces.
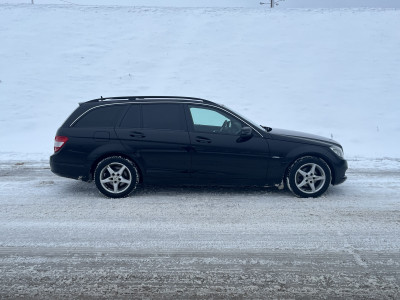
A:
74,105,126,128
142,104,186,131
120,104,141,128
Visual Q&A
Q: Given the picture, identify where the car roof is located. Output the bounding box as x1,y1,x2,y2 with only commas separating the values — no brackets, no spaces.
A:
80,96,214,105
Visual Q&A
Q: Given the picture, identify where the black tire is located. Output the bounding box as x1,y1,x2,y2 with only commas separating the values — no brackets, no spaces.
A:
94,156,139,198
286,156,331,198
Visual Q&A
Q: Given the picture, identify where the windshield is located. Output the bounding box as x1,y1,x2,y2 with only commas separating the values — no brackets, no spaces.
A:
221,105,267,132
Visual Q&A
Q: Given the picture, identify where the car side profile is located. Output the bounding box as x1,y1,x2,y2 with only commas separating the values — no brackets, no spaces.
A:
50,96,347,198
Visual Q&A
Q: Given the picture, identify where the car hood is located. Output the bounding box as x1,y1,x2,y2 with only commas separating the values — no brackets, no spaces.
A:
267,128,341,146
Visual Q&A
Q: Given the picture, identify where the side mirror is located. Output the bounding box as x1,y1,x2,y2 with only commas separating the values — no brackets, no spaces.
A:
240,127,253,137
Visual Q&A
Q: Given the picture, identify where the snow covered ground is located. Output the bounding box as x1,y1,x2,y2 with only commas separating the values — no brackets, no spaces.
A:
0,158,399,298
0,3,399,298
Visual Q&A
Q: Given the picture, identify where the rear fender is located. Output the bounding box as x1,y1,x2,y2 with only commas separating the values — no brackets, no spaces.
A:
84,143,144,181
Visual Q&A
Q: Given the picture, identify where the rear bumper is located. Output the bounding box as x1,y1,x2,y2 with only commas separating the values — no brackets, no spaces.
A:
50,154,90,181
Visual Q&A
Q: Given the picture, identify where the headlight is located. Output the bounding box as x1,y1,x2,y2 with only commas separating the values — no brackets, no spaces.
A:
330,145,344,158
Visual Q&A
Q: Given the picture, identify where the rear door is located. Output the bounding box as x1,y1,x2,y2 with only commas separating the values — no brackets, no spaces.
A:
116,103,191,181
185,104,269,184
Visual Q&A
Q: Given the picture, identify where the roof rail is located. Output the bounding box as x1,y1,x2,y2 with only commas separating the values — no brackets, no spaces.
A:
84,96,208,103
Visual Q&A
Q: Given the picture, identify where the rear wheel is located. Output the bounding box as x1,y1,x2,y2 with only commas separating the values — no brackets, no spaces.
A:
286,156,331,198
94,156,139,198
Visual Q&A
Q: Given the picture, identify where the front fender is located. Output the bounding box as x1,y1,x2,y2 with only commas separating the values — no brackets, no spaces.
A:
267,139,333,184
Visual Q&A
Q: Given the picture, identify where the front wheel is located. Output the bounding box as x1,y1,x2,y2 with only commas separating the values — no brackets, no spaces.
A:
286,156,331,198
94,156,139,198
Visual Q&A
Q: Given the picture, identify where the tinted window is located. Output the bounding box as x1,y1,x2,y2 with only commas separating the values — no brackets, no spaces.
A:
120,104,141,128
189,106,243,135
74,105,126,128
190,107,229,126
142,104,185,131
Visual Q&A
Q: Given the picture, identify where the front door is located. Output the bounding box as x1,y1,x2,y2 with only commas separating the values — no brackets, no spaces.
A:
186,105,269,185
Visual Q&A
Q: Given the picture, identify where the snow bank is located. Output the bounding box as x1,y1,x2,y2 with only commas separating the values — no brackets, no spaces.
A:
0,5,399,159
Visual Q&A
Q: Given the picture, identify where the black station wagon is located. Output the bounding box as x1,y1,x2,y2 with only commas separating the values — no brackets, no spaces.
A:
50,96,347,198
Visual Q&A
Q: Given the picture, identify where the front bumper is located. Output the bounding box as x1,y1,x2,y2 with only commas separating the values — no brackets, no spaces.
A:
332,159,348,185
335,175,347,185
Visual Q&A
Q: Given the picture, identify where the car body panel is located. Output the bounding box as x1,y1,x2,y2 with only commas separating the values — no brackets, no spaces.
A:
50,96,348,192
188,132,270,184
116,128,192,179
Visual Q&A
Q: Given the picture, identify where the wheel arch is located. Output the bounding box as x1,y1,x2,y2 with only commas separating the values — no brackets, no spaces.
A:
88,152,144,183
283,152,335,185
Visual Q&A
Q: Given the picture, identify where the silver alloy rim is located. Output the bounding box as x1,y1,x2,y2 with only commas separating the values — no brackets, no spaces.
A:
294,163,326,194
99,162,132,194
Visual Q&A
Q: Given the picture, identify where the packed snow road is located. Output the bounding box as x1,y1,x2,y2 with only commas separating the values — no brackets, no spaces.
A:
0,158,399,299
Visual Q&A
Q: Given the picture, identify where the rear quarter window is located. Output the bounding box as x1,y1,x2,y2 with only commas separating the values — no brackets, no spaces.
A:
73,105,127,128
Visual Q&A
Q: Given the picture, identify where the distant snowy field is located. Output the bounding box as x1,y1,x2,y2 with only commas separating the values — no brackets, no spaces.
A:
0,4,399,160
2,0,400,8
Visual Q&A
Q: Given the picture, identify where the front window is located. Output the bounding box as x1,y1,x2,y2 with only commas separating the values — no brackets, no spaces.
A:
189,106,243,135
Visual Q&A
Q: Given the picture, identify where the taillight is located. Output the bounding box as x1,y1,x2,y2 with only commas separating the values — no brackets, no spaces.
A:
54,136,68,153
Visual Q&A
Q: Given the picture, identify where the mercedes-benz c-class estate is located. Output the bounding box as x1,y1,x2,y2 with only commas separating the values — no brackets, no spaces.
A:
50,96,347,198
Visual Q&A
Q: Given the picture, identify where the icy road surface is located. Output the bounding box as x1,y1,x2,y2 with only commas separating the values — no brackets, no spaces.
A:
0,159,399,299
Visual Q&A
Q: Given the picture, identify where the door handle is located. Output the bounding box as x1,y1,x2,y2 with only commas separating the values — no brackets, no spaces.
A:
129,131,146,138
195,136,211,143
